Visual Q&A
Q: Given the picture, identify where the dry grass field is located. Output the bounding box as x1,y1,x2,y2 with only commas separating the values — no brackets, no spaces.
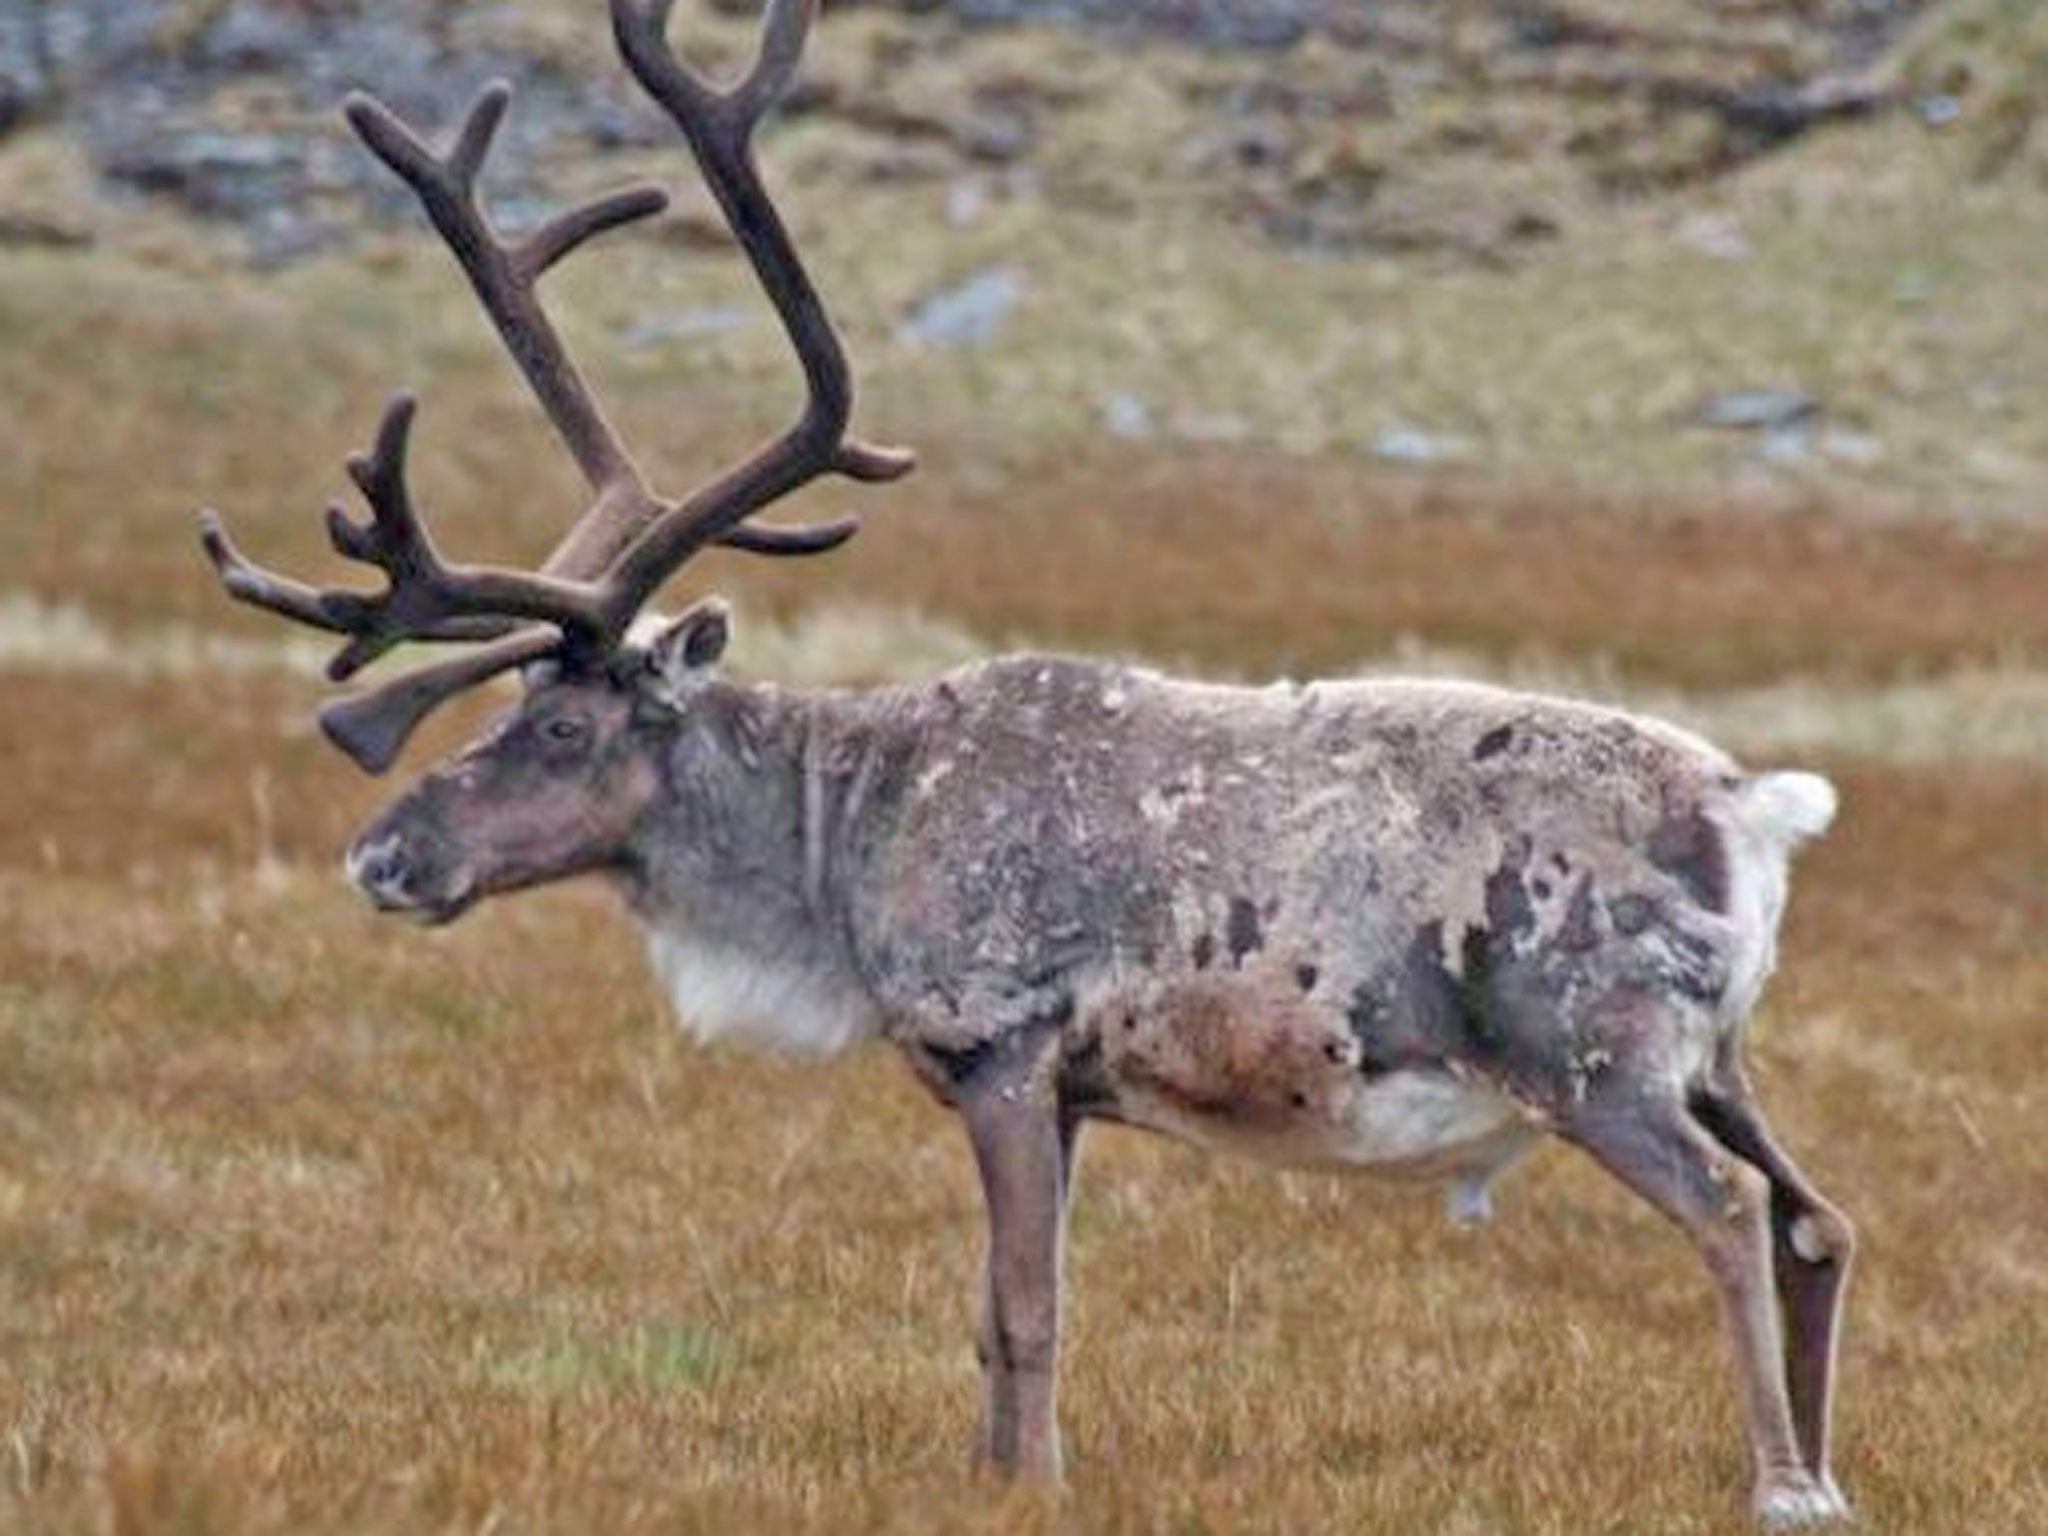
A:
7,476,2048,1535
5,4,2048,1533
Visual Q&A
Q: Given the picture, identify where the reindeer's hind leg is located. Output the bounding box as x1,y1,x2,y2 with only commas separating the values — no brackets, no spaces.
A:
1562,1088,1847,1528
1691,1068,1854,1499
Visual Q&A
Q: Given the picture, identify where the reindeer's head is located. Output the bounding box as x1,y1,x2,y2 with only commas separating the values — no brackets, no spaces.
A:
344,605,732,924
197,0,910,922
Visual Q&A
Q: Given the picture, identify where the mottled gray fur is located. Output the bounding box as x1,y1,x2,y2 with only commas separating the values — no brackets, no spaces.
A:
347,603,1854,1528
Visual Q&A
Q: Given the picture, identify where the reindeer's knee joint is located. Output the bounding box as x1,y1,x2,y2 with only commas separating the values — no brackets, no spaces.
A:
1789,1209,1854,1268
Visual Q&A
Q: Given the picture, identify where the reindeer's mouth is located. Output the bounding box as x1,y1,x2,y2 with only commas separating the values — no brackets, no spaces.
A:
395,883,478,927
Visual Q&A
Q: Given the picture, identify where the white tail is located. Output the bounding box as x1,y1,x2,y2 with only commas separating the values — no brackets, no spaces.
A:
1737,771,1839,848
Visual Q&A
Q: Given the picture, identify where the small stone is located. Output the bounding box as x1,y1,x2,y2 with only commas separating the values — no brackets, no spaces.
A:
1371,425,1471,465
900,265,1024,347
1099,391,1153,440
1692,389,1821,432
1918,95,1963,129
1760,424,1814,463
619,307,755,351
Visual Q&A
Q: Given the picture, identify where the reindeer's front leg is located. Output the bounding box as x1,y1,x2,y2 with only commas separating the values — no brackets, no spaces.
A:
962,1067,1077,1481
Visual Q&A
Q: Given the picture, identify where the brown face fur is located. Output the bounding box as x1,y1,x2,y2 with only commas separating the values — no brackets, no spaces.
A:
346,665,665,924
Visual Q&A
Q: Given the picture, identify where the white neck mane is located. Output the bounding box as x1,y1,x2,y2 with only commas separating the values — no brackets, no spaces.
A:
644,921,880,1058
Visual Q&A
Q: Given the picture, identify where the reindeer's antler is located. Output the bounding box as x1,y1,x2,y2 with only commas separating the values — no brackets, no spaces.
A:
201,0,913,771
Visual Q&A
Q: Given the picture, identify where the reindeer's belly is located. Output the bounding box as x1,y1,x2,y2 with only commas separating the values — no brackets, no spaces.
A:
1114,1068,1535,1177
1077,970,1537,1176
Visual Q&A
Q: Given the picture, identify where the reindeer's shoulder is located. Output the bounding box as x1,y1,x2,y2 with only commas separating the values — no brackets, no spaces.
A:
924,652,1134,708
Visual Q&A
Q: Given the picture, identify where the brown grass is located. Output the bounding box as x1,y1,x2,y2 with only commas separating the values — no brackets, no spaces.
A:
5,666,2048,1535
6,494,2048,1534
757,446,2048,687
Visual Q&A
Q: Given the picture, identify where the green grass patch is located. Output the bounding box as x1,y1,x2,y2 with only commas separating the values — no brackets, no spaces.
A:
476,1320,732,1397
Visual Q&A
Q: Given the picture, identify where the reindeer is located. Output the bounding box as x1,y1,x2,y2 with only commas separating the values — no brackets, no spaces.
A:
199,1,1855,1525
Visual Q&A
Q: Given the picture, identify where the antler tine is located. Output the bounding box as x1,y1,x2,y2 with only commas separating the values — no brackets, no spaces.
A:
204,394,610,685
592,0,915,624
517,187,671,282
324,393,488,680
721,517,861,556
200,514,516,660
733,0,817,122
200,510,369,636
343,85,666,510
198,399,527,671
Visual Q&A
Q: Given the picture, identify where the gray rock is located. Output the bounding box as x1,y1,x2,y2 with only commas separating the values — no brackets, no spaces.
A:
933,0,1319,50
1692,390,1821,432
101,129,307,221
901,265,1024,347
20,0,638,263
1099,391,1154,440
1370,425,1470,465
0,0,58,130
1758,424,1814,464
196,3,318,72
1917,95,1962,129
0,0,1936,271
620,307,757,351
244,205,335,271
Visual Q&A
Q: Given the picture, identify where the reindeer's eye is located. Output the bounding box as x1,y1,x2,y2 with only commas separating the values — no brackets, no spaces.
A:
541,714,589,750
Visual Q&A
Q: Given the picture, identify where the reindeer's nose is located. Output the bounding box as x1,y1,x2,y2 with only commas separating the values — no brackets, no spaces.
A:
347,835,417,910
346,826,477,923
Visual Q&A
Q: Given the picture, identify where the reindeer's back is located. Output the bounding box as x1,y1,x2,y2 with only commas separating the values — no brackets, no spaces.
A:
867,660,1736,1018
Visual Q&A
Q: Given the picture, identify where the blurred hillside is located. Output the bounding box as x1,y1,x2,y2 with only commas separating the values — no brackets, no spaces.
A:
0,0,2044,535
0,0,1954,262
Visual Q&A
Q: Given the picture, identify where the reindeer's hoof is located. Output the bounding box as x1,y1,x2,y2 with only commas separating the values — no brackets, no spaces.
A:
1755,1473,1852,1528
1820,1476,1852,1521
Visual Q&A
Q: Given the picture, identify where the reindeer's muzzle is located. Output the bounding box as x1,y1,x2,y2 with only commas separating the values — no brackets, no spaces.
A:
345,828,476,925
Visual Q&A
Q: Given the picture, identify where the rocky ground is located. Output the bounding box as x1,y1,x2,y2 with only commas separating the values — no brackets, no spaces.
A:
0,0,1960,266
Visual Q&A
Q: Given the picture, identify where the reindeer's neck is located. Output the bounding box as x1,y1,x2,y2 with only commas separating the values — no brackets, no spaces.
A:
622,680,912,1055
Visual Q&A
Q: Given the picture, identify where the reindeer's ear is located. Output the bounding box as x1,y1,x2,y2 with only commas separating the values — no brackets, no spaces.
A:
643,599,732,705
